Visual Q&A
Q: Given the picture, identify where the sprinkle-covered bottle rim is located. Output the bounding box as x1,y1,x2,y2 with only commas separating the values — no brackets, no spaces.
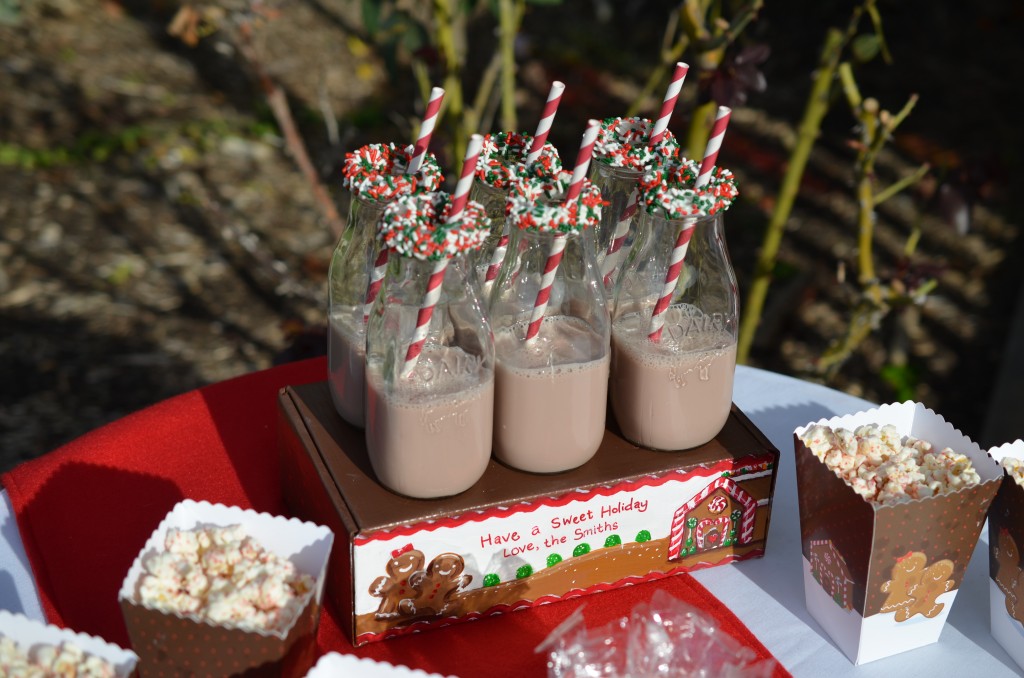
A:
593,117,680,170
506,171,604,234
343,143,444,202
380,191,491,261
639,157,739,219
474,131,563,192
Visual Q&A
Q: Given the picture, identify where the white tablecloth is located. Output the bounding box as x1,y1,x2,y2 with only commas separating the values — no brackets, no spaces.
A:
0,366,1018,676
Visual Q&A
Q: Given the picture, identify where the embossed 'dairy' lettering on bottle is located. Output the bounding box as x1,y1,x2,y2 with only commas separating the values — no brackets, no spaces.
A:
490,132,610,474
365,188,494,499
609,154,740,451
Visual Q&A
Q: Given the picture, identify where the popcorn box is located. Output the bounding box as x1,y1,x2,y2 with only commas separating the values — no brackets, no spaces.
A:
986,440,1024,672
118,499,334,677
305,651,456,677
793,402,1002,665
0,610,138,677
278,381,779,646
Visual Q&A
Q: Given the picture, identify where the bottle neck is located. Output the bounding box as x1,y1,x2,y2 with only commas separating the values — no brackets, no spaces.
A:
388,253,475,297
347,194,390,239
640,210,724,245
590,161,643,183
517,227,580,249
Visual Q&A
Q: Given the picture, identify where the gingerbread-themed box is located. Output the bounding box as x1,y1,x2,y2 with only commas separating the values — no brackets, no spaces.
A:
277,381,779,646
793,402,1003,665
118,499,334,677
0,609,138,676
986,440,1024,672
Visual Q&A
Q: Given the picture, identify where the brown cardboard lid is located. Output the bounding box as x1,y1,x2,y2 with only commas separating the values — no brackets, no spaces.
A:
283,381,778,534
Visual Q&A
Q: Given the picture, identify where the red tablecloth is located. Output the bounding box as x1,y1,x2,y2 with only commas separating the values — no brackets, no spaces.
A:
2,357,789,677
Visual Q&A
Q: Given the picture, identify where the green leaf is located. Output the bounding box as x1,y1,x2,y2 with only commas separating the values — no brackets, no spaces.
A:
0,144,20,166
865,4,893,64
772,259,801,282
880,363,918,402
0,0,21,25
361,0,381,36
401,19,427,53
526,0,563,4
851,34,880,63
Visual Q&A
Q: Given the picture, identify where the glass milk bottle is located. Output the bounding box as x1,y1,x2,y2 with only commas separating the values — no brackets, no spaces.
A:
468,131,562,298
365,192,493,498
328,143,442,428
589,116,680,297
610,159,740,450
490,176,610,473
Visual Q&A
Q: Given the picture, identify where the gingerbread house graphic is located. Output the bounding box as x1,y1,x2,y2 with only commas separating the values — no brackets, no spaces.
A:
668,475,757,560
809,539,853,610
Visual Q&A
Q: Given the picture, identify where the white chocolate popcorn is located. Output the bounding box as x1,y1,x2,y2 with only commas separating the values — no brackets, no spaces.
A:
0,636,116,678
138,524,313,633
1002,457,1024,487
799,423,981,504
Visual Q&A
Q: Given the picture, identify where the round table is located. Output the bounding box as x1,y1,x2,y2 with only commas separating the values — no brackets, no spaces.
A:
0,365,1018,677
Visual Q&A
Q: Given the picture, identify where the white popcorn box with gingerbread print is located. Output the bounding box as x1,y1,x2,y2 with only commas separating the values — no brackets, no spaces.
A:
0,609,138,676
986,440,1024,672
278,383,780,646
794,402,1003,665
118,499,333,678
304,651,456,677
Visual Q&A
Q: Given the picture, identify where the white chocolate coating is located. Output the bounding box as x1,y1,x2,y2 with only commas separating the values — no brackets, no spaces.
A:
800,423,981,504
137,525,314,633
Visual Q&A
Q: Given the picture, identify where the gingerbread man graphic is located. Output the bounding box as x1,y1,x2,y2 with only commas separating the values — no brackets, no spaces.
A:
369,544,425,620
408,553,472,617
880,551,954,622
906,559,954,619
995,529,1024,623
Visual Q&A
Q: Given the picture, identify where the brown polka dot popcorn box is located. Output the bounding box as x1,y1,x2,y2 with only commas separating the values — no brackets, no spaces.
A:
793,402,1003,665
0,609,138,676
987,440,1024,672
117,499,334,677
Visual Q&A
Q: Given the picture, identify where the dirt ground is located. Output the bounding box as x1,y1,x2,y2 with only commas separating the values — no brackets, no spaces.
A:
1,0,1022,473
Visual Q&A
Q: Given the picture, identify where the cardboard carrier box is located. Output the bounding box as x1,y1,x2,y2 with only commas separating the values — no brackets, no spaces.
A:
278,381,779,645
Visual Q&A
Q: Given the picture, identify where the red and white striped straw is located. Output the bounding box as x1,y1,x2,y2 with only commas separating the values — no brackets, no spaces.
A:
523,121,600,344
449,134,484,221
695,106,731,189
364,87,447,321
649,62,688,145
602,67,688,287
400,259,448,378
406,86,445,175
648,105,731,342
646,225,695,342
399,137,482,378
484,230,509,285
601,187,639,286
363,248,390,322
523,234,566,344
563,119,600,204
525,81,566,166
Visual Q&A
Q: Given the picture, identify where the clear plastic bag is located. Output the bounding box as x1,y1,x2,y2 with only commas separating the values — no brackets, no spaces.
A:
537,590,777,678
